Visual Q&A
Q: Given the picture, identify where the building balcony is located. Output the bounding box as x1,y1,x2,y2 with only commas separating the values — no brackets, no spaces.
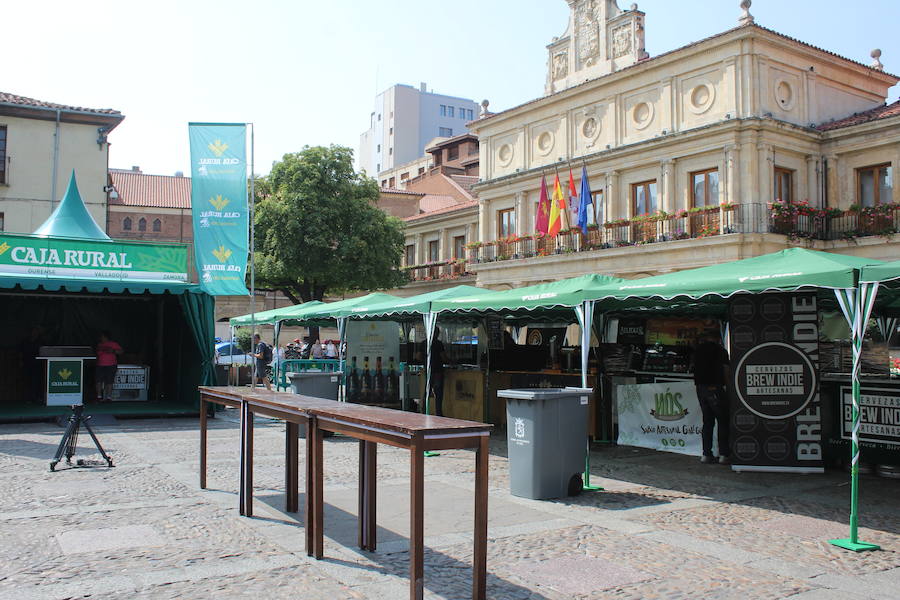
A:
467,202,900,265
402,259,473,283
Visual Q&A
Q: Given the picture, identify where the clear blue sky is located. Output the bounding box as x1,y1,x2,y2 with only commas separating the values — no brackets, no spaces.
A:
6,0,897,176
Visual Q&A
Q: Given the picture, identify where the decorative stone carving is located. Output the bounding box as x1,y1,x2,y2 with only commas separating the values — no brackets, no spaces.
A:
611,24,632,59
576,0,602,66
553,52,569,80
582,117,599,138
739,0,754,25
871,49,884,71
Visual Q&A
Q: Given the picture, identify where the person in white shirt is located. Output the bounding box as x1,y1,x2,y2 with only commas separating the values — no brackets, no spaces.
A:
325,340,337,359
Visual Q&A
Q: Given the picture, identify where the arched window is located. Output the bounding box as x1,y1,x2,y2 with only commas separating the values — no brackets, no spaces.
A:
138,217,147,232
152,218,162,232
123,217,132,231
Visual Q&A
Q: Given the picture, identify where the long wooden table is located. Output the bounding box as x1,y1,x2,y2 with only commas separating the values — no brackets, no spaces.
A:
197,386,492,600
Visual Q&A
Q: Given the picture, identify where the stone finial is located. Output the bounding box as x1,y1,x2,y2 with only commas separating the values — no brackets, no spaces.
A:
630,3,638,10
480,99,490,118
871,49,884,70
739,0,754,25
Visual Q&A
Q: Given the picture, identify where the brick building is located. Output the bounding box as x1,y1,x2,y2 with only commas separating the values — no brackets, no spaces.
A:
106,167,192,242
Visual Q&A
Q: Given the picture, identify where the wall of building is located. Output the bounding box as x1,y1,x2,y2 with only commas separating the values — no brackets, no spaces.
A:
0,115,109,233
107,206,193,242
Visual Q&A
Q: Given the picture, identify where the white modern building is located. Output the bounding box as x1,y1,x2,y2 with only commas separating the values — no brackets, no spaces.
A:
358,83,480,176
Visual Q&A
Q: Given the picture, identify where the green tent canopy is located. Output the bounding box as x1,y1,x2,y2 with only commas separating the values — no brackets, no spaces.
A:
594,248,883,314
229,300,323,327
431,274,625,322
347,285,495,322
33,171,112,241
860,260,900,286
277,292,401,327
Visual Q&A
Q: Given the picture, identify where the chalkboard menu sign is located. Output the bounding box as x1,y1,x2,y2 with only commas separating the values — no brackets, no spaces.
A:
485,317,505,350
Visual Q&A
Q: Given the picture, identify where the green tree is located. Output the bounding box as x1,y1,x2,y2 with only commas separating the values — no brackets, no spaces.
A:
254,145,407,304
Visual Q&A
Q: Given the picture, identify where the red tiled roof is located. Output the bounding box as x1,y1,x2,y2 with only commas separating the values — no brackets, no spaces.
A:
418,194,459,213
379,187,423,196
450,175,479,193
476,23,896,126
404,199,478,222
0,91,122,115
816,100,900,131
109,170,191,209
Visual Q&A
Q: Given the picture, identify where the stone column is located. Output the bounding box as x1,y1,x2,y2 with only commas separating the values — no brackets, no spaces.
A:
515,191,526,236
478,199,489,242
606,170,619,219
806,155,819,207
467,222,477,245
725,144,740,205
758,143,773,206
415,232,425,264
439,228,449,261
661,159,676,213
825,154,840,209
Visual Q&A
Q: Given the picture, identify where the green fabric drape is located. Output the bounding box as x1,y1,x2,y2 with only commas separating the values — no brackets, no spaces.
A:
179,292,217,388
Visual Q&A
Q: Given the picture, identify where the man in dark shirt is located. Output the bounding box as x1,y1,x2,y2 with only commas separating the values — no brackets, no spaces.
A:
252,333,272,391
693,335,730,464
429,327,449,416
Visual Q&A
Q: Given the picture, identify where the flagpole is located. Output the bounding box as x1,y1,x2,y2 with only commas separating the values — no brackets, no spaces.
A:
249,122,257,387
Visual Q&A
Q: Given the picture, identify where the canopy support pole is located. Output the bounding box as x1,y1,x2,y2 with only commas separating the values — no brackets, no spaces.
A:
423,312,440,457
830,284,880,552
338,317,347,402
575,301,602,492
274,321,281,390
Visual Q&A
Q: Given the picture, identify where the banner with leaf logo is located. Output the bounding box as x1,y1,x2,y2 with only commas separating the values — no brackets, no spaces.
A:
189,123,248,295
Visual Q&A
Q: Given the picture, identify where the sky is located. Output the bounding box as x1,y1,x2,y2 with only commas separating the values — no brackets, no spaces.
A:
5,0,898,177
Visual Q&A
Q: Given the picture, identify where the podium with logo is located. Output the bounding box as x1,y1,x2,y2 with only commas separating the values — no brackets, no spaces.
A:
37,346,94,406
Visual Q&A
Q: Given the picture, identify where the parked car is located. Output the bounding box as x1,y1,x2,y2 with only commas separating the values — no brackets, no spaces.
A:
215,342,252,365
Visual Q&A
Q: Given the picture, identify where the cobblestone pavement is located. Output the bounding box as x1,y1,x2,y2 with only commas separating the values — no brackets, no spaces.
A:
1,410,898,599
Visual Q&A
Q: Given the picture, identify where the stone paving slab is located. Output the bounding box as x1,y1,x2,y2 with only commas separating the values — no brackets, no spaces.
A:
2,416,900,599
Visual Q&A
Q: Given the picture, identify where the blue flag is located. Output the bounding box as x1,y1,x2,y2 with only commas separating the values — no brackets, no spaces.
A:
577,166,592,234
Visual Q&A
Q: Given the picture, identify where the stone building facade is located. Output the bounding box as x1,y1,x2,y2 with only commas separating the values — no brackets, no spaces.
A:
106,168,193,243
393,0,899,293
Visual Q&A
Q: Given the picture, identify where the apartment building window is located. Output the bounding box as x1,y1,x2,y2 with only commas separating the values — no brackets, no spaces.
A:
389,127,393,135
153,218,162,232
458,107,466,118
400,172,409,182
453,235,466,259
469,141,479,156
466,109,474,120
497,208,515,239
691,169,720,208
448,106,455,118
138,217,147,232
123,217,132,231
774,167,793,203
428,240,440,262
381,179,387,187
377,113,381,121
405,244,416,266
389,177,395,187
377,144,381,153
858,164,893,207
418,167,426,175
440,105,447,116
448,146,458,161
389,147,393,155
439,127,453,137
0,126,6,184
632,180,658,215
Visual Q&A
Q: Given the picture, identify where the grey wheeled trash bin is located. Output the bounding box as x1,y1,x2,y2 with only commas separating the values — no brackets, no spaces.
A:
498,387,591,500
289,372,342,437
289,371,342,401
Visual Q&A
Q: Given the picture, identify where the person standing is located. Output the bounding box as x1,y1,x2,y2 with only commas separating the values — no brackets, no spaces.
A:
311,339,324,359
428,327,450,416
95,331,123,403
693,334,731,464
252,333,272,391
325,340,337,359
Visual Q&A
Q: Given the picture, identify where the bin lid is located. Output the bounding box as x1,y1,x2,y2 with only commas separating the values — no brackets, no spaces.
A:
288,371,343,379
497,387,592,400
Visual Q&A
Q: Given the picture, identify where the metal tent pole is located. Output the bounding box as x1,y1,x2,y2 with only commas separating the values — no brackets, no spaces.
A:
423,312,439,457
830,284,880,552
576,301,602,492
248,122,258,389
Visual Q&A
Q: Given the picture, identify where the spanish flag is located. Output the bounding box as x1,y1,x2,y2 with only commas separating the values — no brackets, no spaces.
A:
548,174,565,236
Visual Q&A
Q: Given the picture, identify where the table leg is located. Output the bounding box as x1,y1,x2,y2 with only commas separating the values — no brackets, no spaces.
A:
199,396,207,490
245,403,254,518
305,417,315,557
410,441,424,600
314,420,325,559
473,435,489,600
357,441,378,552
239,401,246,516
286,422,299,513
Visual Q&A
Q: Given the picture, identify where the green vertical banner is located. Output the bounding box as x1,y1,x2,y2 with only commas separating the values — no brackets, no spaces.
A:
189,123,249,295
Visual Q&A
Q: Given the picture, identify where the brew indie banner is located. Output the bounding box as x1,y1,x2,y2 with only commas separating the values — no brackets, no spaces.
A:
729,292,824,471
188,123,249,296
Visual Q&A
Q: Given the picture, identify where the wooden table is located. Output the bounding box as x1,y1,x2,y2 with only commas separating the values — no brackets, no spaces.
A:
198,387,492,600
309,402,492,600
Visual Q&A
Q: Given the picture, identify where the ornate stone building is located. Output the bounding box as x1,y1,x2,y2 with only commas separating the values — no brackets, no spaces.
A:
445,0,900,290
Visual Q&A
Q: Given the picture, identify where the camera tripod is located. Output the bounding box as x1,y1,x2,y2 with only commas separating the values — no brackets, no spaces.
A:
50,404,114,471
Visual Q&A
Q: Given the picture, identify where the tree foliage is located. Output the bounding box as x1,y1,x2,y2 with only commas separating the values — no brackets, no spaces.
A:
254,145,406,303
